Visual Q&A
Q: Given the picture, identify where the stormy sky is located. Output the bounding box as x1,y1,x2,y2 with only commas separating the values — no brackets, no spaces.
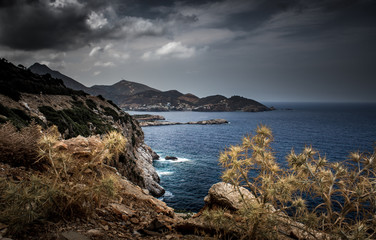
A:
1,0,375,102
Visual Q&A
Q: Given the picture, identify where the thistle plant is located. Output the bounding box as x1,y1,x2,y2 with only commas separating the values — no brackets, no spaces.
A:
215,124,376,239
0,124,127,235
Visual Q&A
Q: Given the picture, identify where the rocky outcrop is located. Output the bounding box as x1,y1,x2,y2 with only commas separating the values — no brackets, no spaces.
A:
180,182,326,240
187,119,229,125
132,114,165,122
139,119,229,127
203,182,256,211
0,59,164,198
134,144,165,197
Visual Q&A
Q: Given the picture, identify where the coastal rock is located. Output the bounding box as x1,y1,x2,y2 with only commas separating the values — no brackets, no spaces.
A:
132,114,166,122
59,135,165,198
139,121,181,127
165,156,178,160
134,144,165,197
187,119,228,125
140,119,229,127
204,182,256,211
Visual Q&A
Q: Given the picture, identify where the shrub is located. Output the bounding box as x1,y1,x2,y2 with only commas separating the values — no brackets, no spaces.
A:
85,98,97,110
0,103,32,128
208,125,376,239
0,122,41,167
107,99,121,111
39,101,113,138
103,106,119,121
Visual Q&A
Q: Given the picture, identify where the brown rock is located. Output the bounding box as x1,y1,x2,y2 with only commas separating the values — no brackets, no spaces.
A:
130,217,140,224
109,203,135,217
86,229,103,237
59,231,90,240
204,182,256,211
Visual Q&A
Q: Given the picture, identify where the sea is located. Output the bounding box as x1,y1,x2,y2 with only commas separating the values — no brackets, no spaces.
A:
127,102,376,212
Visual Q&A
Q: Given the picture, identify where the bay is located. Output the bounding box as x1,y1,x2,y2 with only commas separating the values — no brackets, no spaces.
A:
127,103,376,211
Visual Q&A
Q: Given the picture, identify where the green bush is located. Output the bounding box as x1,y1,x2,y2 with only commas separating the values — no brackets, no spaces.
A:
0,103,31,128
39,101,113,138
103,106,119,121
85,99,97,110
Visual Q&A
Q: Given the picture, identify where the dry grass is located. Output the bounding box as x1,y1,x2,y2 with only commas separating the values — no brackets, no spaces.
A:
0,122,42,168
0,123,127,235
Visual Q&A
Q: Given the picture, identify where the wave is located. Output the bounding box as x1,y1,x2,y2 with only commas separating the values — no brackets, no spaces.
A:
157,171,174,176
158,190,174,201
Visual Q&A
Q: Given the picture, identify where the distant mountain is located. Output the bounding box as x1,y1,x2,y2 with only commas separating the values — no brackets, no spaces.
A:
89,80,160,105
29,63,160,105
29,62,271,112
29,63,89,92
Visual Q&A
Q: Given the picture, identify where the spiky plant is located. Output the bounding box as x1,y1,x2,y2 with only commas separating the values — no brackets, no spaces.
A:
0,124,127,235
211,124,376,239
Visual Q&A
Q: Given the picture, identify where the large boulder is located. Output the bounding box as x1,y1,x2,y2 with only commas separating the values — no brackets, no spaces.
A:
204,182,255,211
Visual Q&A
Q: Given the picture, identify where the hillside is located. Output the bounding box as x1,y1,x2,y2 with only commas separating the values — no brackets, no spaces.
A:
29,62,89,92
29,63,271,112
89,80,161,104
0,58,164,197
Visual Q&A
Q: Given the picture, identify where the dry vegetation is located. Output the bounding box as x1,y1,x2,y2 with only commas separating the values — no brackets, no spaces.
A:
204,125,376,239
0,123,127,236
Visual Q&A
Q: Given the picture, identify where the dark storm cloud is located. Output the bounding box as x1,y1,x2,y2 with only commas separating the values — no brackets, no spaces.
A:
0,0,105,50
2,0,374,51
0,0,168,51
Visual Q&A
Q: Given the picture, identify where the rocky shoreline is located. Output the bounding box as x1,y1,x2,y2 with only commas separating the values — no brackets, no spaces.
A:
133,114,229,127
138,119,228,127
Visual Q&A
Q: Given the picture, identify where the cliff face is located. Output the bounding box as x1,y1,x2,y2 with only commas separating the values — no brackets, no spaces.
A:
0,58,164,197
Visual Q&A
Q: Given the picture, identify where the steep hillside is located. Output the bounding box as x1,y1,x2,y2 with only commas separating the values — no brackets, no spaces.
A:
1,58,164,197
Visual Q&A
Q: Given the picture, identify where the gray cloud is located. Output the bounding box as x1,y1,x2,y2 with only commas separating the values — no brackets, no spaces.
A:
1,0,375,102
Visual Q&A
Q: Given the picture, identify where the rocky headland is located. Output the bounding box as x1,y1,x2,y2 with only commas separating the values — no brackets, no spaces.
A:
0,58,163,197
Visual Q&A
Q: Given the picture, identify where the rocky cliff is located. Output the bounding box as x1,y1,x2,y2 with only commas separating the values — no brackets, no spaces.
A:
0,58,164,197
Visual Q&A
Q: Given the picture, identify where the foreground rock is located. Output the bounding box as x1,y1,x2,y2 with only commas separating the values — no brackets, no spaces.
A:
178,182,327,240
203,182,256,211
60,135,164,197
139,119,229,127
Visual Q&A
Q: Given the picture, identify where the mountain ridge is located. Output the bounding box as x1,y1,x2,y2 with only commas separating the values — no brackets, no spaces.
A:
29,62,271,112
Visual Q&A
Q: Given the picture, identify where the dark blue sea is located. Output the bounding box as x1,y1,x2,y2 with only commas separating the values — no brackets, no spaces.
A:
127,103,376,211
